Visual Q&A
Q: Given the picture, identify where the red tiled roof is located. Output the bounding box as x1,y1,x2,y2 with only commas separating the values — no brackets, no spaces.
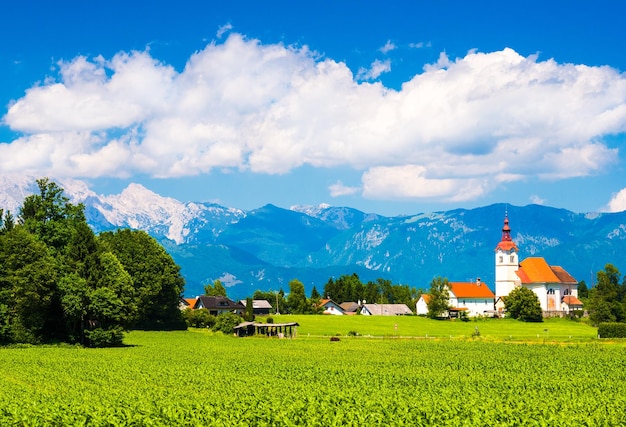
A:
563,295,583,306
449,282,495,298
516,258,577,284
420,294,431,303
550,266,578,284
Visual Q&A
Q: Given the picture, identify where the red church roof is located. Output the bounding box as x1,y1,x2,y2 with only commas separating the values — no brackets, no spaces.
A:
516,258,577,284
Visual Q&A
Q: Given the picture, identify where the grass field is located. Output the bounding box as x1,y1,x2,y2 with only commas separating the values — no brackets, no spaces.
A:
278,314,599,342
0,317,623,426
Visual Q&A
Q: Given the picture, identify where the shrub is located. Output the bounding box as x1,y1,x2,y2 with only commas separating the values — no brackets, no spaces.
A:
598,322,626,338
347,330,359,336
212,313,242,334
266,316,274,324
85,326,124,347
182,308,216,328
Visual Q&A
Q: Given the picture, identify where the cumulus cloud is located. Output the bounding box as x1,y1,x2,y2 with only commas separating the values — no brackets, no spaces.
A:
2,34,626,203
606,188,626,212
329,181,360,197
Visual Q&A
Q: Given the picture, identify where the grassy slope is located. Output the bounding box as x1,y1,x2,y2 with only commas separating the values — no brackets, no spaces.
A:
268,314,598,342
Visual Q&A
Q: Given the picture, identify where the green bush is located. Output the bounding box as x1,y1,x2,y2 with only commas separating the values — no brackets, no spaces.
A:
182,308,216,328
598,322,626,338
85,326,124,347
212,313,243,334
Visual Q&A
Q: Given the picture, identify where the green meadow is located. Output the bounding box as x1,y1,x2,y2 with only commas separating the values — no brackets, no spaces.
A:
0,317,623,426
284,314,598,342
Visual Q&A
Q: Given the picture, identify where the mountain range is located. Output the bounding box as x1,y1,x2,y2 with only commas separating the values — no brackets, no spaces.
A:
2,176,625,300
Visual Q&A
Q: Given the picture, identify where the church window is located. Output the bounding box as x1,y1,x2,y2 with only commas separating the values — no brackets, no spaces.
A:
510,255,515,263
499,256,503,263
547,288,555,295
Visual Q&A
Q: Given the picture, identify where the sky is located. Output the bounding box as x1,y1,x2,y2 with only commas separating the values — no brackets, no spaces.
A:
2,0,626,216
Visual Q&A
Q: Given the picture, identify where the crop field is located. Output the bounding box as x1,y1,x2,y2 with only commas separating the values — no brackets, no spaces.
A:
0,319,624,426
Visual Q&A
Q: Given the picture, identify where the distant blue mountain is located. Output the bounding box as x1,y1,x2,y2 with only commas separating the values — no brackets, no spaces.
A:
3,177,624,300
157,203,626,300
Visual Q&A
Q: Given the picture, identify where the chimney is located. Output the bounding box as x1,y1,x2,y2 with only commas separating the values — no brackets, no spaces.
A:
476,278,481,286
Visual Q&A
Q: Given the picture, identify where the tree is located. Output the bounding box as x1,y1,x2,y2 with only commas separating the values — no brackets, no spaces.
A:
309,286,324,314
204,280,227,297
588,264,625,325
0,227,59,343
427,276,451,319
244,297,255,322
577,281,589,299
98,229,186,330
0,209,14,234
504,287,543,322
19,178,85,253
287,279,308,314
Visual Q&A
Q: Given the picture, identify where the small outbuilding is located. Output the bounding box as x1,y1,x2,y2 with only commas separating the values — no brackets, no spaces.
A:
360,303,413,316
233,322,299,338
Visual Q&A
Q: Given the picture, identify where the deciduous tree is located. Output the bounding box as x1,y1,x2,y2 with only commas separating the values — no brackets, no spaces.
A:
427,276,451,319
504,287,543,322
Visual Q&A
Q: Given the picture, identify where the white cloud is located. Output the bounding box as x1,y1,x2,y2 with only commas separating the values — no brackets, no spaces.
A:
606,188,626,212
3,35,626,203
217,23,233,38
329,181,360,197
379,40,396,54
409,41,431,49
361,165,491,201
356,59,391,80
530,195,545,205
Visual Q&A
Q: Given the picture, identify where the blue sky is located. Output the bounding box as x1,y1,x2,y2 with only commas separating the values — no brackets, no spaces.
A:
2,0,626,215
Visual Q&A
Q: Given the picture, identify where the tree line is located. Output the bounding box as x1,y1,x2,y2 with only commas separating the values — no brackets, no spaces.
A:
0,178,185,347
196,273,420,318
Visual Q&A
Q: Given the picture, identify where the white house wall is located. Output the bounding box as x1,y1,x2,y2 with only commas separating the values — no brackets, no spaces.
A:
450,297,494,316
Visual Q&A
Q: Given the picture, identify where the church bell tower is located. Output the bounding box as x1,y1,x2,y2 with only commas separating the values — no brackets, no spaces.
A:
495,214,519,298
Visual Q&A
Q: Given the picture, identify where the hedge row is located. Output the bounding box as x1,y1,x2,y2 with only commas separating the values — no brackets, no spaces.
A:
598,322,626,338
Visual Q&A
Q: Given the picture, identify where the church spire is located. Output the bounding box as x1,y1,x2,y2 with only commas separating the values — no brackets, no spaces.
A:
495,213,518,252
502,214,512,242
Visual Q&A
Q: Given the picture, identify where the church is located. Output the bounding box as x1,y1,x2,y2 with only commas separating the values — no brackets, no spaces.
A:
494,215,583,315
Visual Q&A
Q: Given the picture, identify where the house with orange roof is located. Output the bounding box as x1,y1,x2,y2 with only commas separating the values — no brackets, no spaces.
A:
448,279,495,317
179,296,198,310
494,215,581,315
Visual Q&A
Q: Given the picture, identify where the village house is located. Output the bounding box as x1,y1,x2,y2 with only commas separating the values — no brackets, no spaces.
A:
193,296,244,316
239,299,273,315
448,279,495,317
339,301,360,315
415,294,430,316
319,299,344,315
